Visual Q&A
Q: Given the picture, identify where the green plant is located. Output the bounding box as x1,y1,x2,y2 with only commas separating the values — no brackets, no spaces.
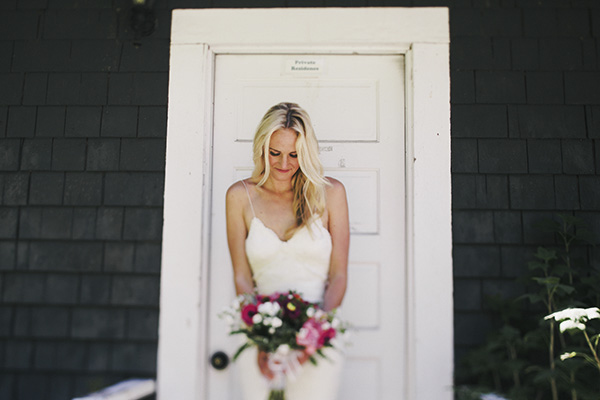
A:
456,214,599,400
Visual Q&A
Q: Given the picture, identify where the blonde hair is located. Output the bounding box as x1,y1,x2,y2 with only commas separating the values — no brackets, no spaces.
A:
251,102,328,235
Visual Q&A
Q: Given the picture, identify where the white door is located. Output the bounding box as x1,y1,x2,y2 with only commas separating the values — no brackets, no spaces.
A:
207,54,406,399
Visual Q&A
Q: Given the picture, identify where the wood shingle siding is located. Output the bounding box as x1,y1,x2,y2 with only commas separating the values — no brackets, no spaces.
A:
0,0,599,398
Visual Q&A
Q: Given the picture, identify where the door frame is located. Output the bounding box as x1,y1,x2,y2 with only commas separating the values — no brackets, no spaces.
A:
158,8,452,400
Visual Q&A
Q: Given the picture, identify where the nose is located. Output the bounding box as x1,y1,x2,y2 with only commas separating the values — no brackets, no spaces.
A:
281,155,289,168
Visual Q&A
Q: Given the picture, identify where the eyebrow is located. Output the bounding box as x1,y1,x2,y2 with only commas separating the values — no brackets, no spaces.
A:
269,147,297,154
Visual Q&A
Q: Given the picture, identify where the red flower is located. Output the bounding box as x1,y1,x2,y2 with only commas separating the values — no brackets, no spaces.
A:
257,295,271,303
241,303,258,325
319,327,336,346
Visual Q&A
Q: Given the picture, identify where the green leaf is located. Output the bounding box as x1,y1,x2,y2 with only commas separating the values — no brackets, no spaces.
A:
532,276,560,286
555,284,575,294
232,342,253,361
534,247,557,263
517,293,543,304
557,213,580,227
527,260,548,271
531,367,559,384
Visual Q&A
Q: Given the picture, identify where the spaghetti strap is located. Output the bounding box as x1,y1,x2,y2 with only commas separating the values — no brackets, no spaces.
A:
241,180,256,218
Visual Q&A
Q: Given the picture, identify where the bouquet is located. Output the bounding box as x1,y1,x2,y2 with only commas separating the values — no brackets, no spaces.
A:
220,290,347,400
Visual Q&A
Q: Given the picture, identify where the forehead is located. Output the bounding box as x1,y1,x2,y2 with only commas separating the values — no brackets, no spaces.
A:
269,128,297,150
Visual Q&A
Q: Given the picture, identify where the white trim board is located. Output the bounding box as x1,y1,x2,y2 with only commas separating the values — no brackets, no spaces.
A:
159,7,452,400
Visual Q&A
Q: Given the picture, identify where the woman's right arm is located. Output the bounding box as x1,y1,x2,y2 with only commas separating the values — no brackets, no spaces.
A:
227,182,273,379
225,182,255,295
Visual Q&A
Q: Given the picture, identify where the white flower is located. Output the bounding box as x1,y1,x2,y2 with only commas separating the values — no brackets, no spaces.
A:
258,302,281,316
276,344,290,356
269,327,275,334
314,310,325,320
480,394,508,400
271,317,283,328
585,307,600,320
559,319,586,333
321,322,331,330
252,314,263,324
306,307,315,318
263,317,272,326
560,352,577,361
546,307,590,322
297,327,308,340
331,318,340,329
545,307,600,332
231,297,241,310
223,314,235,326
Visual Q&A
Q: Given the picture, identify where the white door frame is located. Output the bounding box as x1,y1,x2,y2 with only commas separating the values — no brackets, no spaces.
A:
158,8,452,400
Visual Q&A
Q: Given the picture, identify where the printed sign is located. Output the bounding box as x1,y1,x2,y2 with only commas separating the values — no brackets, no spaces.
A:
283,58,326,75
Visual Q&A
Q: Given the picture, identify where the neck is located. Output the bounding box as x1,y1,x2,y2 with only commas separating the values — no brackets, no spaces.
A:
263,177,293,194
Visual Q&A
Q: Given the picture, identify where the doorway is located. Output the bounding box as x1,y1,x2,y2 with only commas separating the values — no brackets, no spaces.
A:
208,54,405,399
159,8,452,400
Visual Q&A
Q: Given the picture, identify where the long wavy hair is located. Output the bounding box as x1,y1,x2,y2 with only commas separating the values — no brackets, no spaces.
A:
251,102,328,236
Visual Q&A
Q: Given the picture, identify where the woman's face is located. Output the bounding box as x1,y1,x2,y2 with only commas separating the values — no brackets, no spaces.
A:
267,128,299,182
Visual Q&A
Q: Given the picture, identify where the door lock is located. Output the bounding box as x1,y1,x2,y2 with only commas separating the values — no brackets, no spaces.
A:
210,351,230,370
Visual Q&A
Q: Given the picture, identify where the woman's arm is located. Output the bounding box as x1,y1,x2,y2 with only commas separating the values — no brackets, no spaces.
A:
322,178,350,312
227,182,275,377
225,181,255,295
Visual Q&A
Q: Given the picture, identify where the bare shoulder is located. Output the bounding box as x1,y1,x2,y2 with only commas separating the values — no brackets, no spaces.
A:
325,177,346,195
324,177,347,204
227,179,244,194
324,177,349,232
226,179,252,205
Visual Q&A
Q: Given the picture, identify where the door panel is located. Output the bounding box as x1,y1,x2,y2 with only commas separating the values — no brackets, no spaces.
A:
236,79,379,141
208,54,405,400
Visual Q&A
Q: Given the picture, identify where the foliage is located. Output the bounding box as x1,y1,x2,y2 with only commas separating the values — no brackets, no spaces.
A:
456,214,600,400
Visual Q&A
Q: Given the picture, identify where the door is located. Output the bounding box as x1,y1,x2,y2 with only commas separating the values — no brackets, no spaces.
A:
207,54,406,399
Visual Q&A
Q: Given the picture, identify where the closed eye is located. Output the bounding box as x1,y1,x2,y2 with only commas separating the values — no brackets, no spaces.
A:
269,149,297,158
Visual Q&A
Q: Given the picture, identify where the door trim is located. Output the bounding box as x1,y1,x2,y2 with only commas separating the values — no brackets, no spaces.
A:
159,8,452,400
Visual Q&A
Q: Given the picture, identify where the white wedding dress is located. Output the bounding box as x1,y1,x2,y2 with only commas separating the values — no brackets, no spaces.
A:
236,181,344,400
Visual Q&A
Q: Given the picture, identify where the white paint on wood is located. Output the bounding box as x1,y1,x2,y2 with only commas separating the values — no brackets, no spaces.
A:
157,43,213,400
405,42,453,400
171,8,449,46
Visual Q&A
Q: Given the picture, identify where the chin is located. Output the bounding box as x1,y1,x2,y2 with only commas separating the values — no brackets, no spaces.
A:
272,170,296,180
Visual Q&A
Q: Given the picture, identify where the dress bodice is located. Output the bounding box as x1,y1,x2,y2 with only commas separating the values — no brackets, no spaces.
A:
245,215,332,303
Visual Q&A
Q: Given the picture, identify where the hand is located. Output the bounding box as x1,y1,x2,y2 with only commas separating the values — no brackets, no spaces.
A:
257,350,275,380
257,349,311,380
296,350,310,365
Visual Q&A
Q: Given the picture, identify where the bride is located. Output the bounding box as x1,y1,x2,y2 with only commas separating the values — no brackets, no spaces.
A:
225,102,350,400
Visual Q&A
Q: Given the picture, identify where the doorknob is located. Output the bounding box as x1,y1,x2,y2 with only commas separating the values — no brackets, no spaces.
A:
210,351,230,370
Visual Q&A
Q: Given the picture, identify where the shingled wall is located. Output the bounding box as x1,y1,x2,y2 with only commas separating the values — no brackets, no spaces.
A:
0,0,599,399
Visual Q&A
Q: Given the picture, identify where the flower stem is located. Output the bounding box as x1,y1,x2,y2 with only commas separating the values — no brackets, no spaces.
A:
570,371,577,400
583,330,600,374
547,304,558,400
268,389,285,400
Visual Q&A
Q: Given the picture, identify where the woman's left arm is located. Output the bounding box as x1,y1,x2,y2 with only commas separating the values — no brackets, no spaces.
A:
322,178,350,312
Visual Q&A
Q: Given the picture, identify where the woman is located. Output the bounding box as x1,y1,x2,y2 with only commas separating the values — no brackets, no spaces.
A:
225,102,350,400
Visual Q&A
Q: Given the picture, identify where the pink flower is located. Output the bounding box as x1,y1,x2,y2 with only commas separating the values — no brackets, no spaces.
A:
241,304,258,325
319,327,336,346
296,319,323,355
